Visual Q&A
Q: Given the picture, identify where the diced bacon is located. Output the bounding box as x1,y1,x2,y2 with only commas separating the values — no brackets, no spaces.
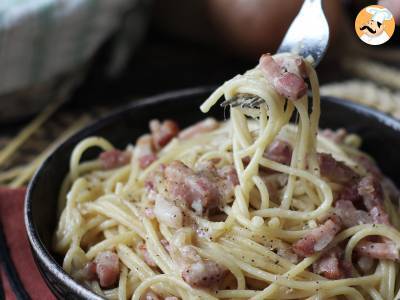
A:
242,156,251,166
142,290,161,300
274,73,308,101
264,139,292,165
216,165,239,201
277,245,299,264
145,164,166,191
138,244,157,267
95,251,120,288
293,216,342,257
341,260,353,278
178,118,219,140
337,183,361,203
336,191,390,228
82,261,97,281
99,149,131,169
334,200,372,228
321,128,347,144
217,165,239,187
347,175,391,227
355,240,399,261
259,53,307,101
259,53,282,78
164,161,221,214
354,154,382,179
335,175,391,227
149,119,179,150
259,173,288,194
182,260,227,288
312,247,344,279
169,243,228,288
136,134,157,169
195,160,216,173
197,160,239,194
369,205,390,226
274,54,307,78
317,153,358,184
147,160,238,216
153,192,183,229
139,154,157,169
358,175,383,210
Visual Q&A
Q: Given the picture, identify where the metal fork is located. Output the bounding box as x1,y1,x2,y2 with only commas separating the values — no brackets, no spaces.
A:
222,0,329,109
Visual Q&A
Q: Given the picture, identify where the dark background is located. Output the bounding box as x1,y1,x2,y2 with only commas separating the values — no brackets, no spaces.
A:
68,1,398,109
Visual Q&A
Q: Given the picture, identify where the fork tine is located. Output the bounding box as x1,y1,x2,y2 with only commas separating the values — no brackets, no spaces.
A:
220,97,242,107
277,0,329,67
221,95,250,107
221,94,265,108
242,97,262,108
249,99,265,108
241,102,252,108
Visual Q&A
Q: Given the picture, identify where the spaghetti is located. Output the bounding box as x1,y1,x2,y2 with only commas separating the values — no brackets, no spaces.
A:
55,53,400,300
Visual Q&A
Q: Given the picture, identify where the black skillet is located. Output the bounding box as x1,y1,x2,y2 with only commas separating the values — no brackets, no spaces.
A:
25,86,400,299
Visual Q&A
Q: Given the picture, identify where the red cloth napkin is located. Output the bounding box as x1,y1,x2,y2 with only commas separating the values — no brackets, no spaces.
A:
0,187,55,300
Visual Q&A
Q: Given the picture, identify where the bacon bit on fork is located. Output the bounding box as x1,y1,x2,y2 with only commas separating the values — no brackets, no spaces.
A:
259,53,307,101
274,54,307,78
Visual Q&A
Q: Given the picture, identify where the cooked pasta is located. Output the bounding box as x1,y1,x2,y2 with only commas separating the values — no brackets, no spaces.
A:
55,53,400,300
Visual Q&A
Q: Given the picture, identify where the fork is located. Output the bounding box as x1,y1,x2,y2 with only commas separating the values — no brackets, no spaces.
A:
222,0,329,109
